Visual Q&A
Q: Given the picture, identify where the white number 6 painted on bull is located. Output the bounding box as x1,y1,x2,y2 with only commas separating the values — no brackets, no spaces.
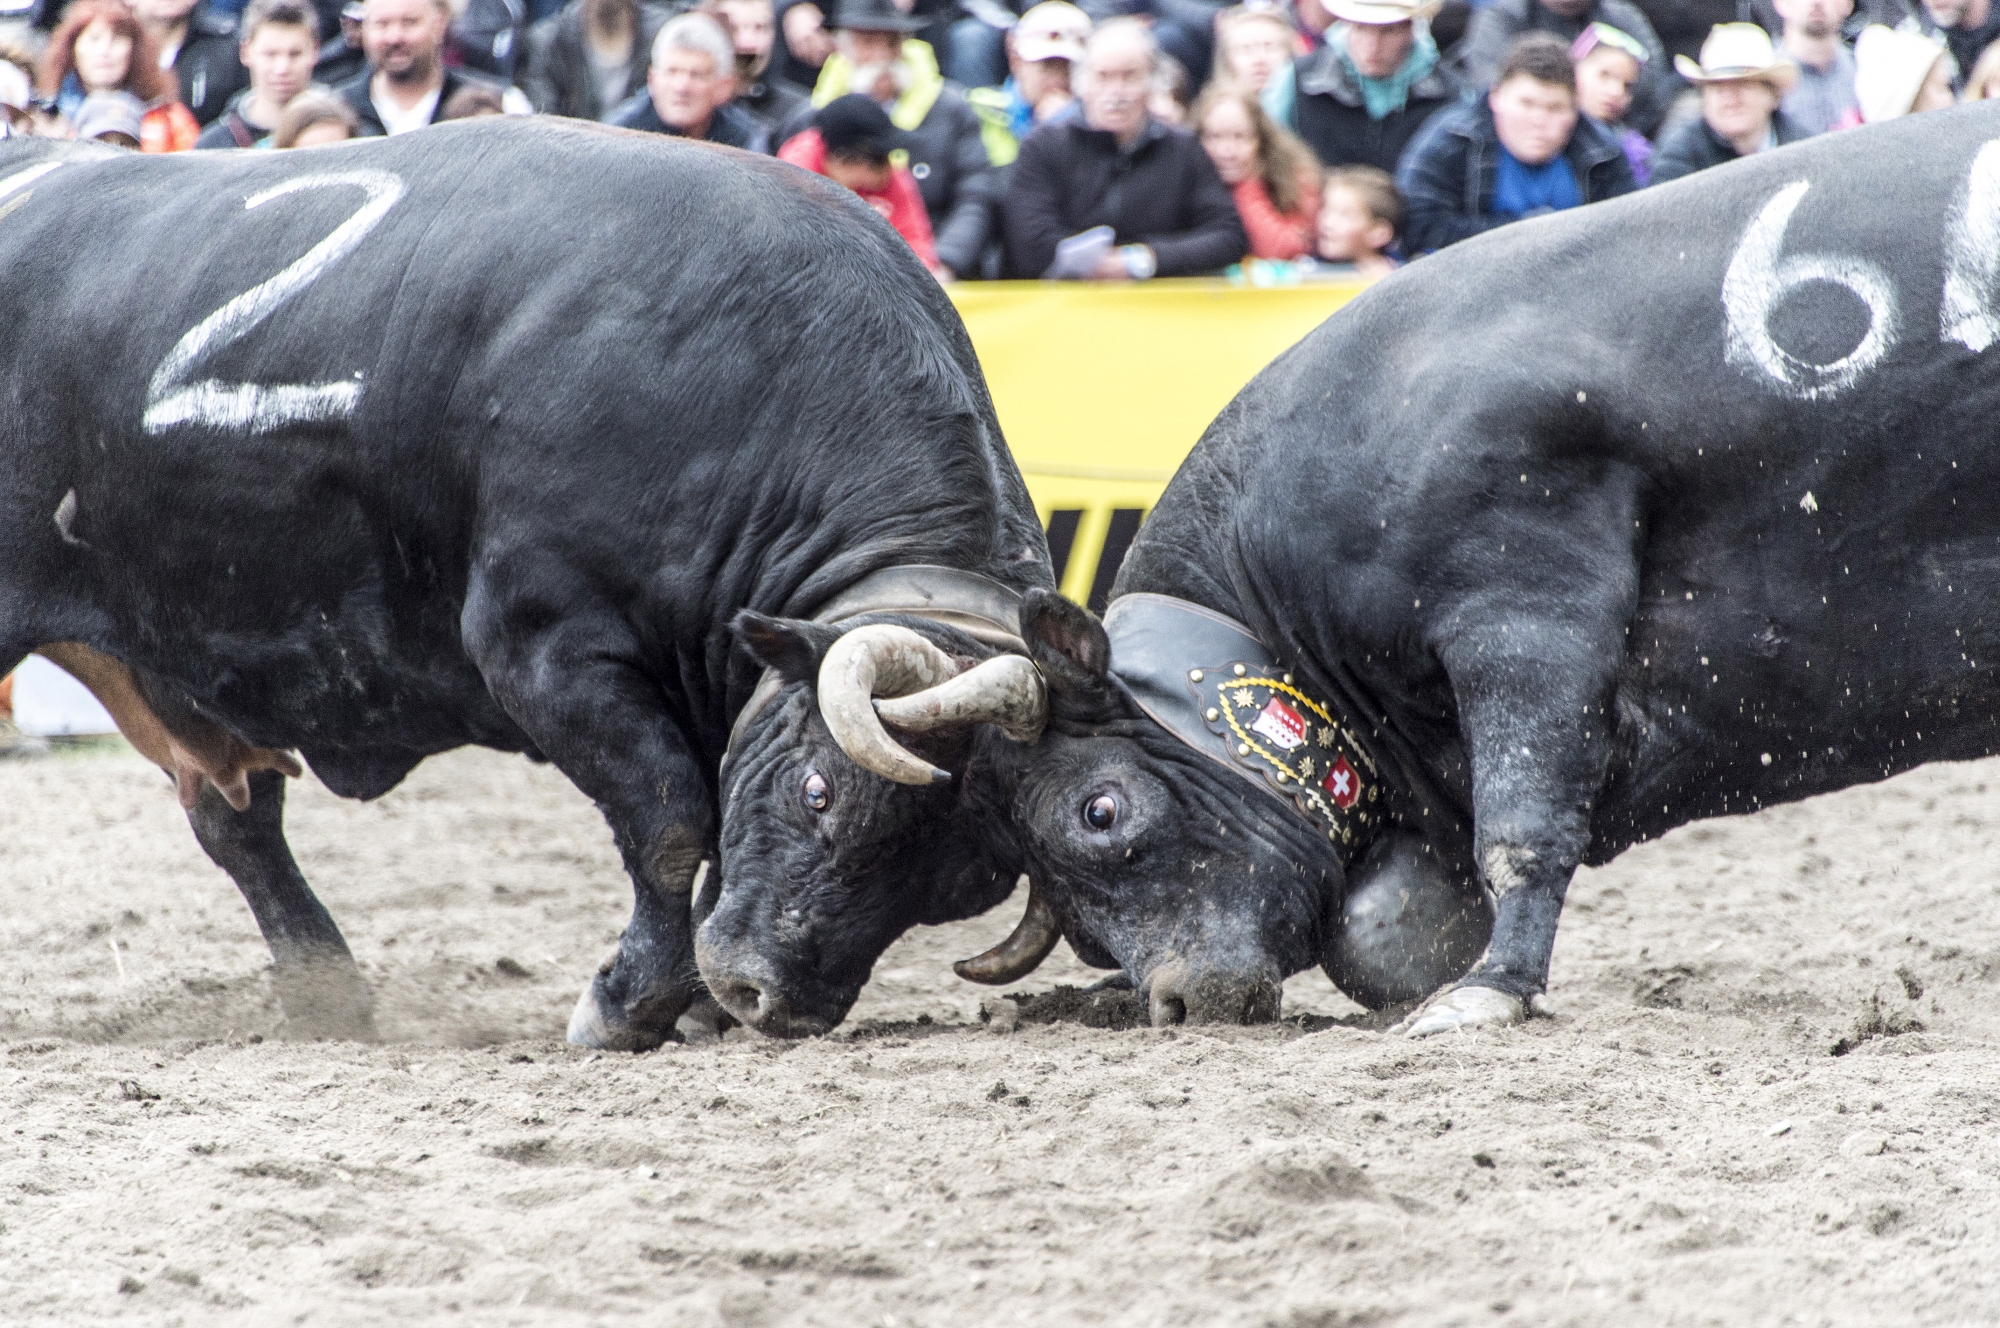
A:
1722,180,1898,402
1942,140,2000,353
143,170,404,435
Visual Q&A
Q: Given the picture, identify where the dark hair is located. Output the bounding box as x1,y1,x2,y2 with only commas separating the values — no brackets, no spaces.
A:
242,0,320,42
1326,164,1404,233
1495,32,1576,93
438,84,505,118
273,87,359,145
38,0,175,103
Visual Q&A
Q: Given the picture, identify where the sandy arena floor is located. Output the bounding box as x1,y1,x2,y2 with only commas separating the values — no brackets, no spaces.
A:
1,742,1997,1326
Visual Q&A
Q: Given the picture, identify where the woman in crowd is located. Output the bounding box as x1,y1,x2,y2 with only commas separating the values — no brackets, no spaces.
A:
1195,85,1322,259
37,0,199,151
272,87,359,145
1844,24,1956,122
1570,23,1651,186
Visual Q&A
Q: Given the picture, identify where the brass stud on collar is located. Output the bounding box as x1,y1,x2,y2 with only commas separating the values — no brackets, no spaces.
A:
1189,669,1204,682
1237,743,1250,756
1283,673,1293,684
1205,708,1219,721
1233,664,1246,676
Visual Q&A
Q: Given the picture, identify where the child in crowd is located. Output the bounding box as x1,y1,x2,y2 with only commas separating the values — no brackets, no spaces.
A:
1195,86,1322,260
1844,24,1955,122
1214,6,1299,97
1571,23,1652,186
1314,164,1401,284
36,0,198,151
272,88,359,146
778,93,940,273
1149,54,1192,126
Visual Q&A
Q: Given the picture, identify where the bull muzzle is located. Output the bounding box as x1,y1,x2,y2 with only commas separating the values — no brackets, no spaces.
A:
816,624,1047,786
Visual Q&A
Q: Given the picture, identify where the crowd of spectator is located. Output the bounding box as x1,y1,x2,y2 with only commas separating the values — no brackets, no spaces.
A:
0,0,1983,280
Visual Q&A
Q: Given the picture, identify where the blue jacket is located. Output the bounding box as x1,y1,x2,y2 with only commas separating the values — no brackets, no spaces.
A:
1394,99,1637,254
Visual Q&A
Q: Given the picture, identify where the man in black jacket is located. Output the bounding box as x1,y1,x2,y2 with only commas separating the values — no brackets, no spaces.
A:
1650,22,1810,182
1396,32,1635,251
1003,18,1246,278
135,0,248,125
524,0,671,120
336,0,520,133
607,11,772,147
711,0,808,134
1277,0,1462,174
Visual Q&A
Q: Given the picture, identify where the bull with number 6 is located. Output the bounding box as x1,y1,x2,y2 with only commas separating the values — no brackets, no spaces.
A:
711,106,2000,1036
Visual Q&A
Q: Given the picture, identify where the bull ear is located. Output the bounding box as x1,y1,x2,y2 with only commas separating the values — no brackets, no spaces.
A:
730,611,844,685
1021,589,1110,696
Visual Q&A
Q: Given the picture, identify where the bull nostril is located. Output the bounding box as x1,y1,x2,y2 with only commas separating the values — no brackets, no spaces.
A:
1151,993,1188,1027
716,980,763,1019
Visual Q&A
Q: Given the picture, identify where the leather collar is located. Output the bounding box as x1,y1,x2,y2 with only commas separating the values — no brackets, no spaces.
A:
724,564,1029,755
1103,593,1381,853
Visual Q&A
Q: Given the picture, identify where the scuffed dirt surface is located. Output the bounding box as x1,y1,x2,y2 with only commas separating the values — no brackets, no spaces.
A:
3,745,2000,1326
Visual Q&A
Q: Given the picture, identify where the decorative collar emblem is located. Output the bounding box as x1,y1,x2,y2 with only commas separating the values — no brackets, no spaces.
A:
1190,664,1379,846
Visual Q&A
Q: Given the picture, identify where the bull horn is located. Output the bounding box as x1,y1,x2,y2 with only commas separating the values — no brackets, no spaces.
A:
953,878,1061,985
817,624,962,786
874,654,1047,744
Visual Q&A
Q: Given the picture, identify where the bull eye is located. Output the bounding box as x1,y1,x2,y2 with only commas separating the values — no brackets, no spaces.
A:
802,772,831,813
1083,794,1118,832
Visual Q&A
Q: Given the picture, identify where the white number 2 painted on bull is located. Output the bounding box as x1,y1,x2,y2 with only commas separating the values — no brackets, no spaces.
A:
142,170,404,436
1721,180,1898,403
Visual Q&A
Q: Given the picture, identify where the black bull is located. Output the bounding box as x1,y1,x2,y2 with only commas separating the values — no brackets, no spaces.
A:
710,105,2000,1036
0,122,1058,1047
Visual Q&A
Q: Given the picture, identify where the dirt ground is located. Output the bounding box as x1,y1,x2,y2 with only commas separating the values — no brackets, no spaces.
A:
2,743,1997,1327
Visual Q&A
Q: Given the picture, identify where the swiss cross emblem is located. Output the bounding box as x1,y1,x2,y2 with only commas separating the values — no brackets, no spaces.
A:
1322,754,1360,809
1249,697,1307,750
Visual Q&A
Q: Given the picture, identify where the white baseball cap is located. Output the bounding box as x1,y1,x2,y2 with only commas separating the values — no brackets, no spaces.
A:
1326,0,1440,25
1013,1,1090,62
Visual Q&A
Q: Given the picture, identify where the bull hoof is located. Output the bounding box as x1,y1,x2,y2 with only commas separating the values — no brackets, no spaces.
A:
272,962,379,1042
565,972,681,1052
1394,984,1525,1038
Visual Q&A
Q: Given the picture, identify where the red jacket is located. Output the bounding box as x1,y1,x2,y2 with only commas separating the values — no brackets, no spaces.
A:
778,129,939,271
1231,172,1320,261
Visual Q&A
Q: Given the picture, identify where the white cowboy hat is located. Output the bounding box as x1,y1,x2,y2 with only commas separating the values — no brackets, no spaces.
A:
1674,22,1799,91
1853,23,1949,122
1326,0,1440,26
1013,0,1090,63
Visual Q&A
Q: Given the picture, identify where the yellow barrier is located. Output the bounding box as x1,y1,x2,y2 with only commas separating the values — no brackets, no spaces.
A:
949,278,1364,607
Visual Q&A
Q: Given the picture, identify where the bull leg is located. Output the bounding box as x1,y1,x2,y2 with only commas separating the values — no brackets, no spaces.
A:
1397,504,1638,1036
186,769,378,1040
463,578,712,1052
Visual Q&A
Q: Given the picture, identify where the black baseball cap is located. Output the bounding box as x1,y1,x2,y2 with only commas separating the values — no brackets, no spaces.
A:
817,94,918,159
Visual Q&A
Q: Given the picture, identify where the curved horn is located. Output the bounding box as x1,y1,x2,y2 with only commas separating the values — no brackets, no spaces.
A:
873,654,1047,744
817,624,962,786
953,878,1061,985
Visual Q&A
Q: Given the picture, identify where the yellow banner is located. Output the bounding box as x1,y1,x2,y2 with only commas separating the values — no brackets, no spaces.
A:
949,278,1362,606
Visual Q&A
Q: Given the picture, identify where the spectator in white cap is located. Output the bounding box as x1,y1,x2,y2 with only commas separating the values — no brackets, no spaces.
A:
71,87,147,143
967,0,1085,156
1650,23,1809,184
1847,22,1955,121
1263,0,1461,174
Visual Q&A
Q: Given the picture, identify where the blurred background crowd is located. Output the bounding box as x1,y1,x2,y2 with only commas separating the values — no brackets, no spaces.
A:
0,0,1981,278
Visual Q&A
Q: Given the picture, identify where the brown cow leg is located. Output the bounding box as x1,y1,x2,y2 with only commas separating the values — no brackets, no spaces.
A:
186,771,377,1041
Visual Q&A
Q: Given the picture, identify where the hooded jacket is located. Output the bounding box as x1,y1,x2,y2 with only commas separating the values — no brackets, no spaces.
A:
778,126,939,268
166,2,249,126
1001,116,1249,278
1394,98,1637,252
797,40,996,277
